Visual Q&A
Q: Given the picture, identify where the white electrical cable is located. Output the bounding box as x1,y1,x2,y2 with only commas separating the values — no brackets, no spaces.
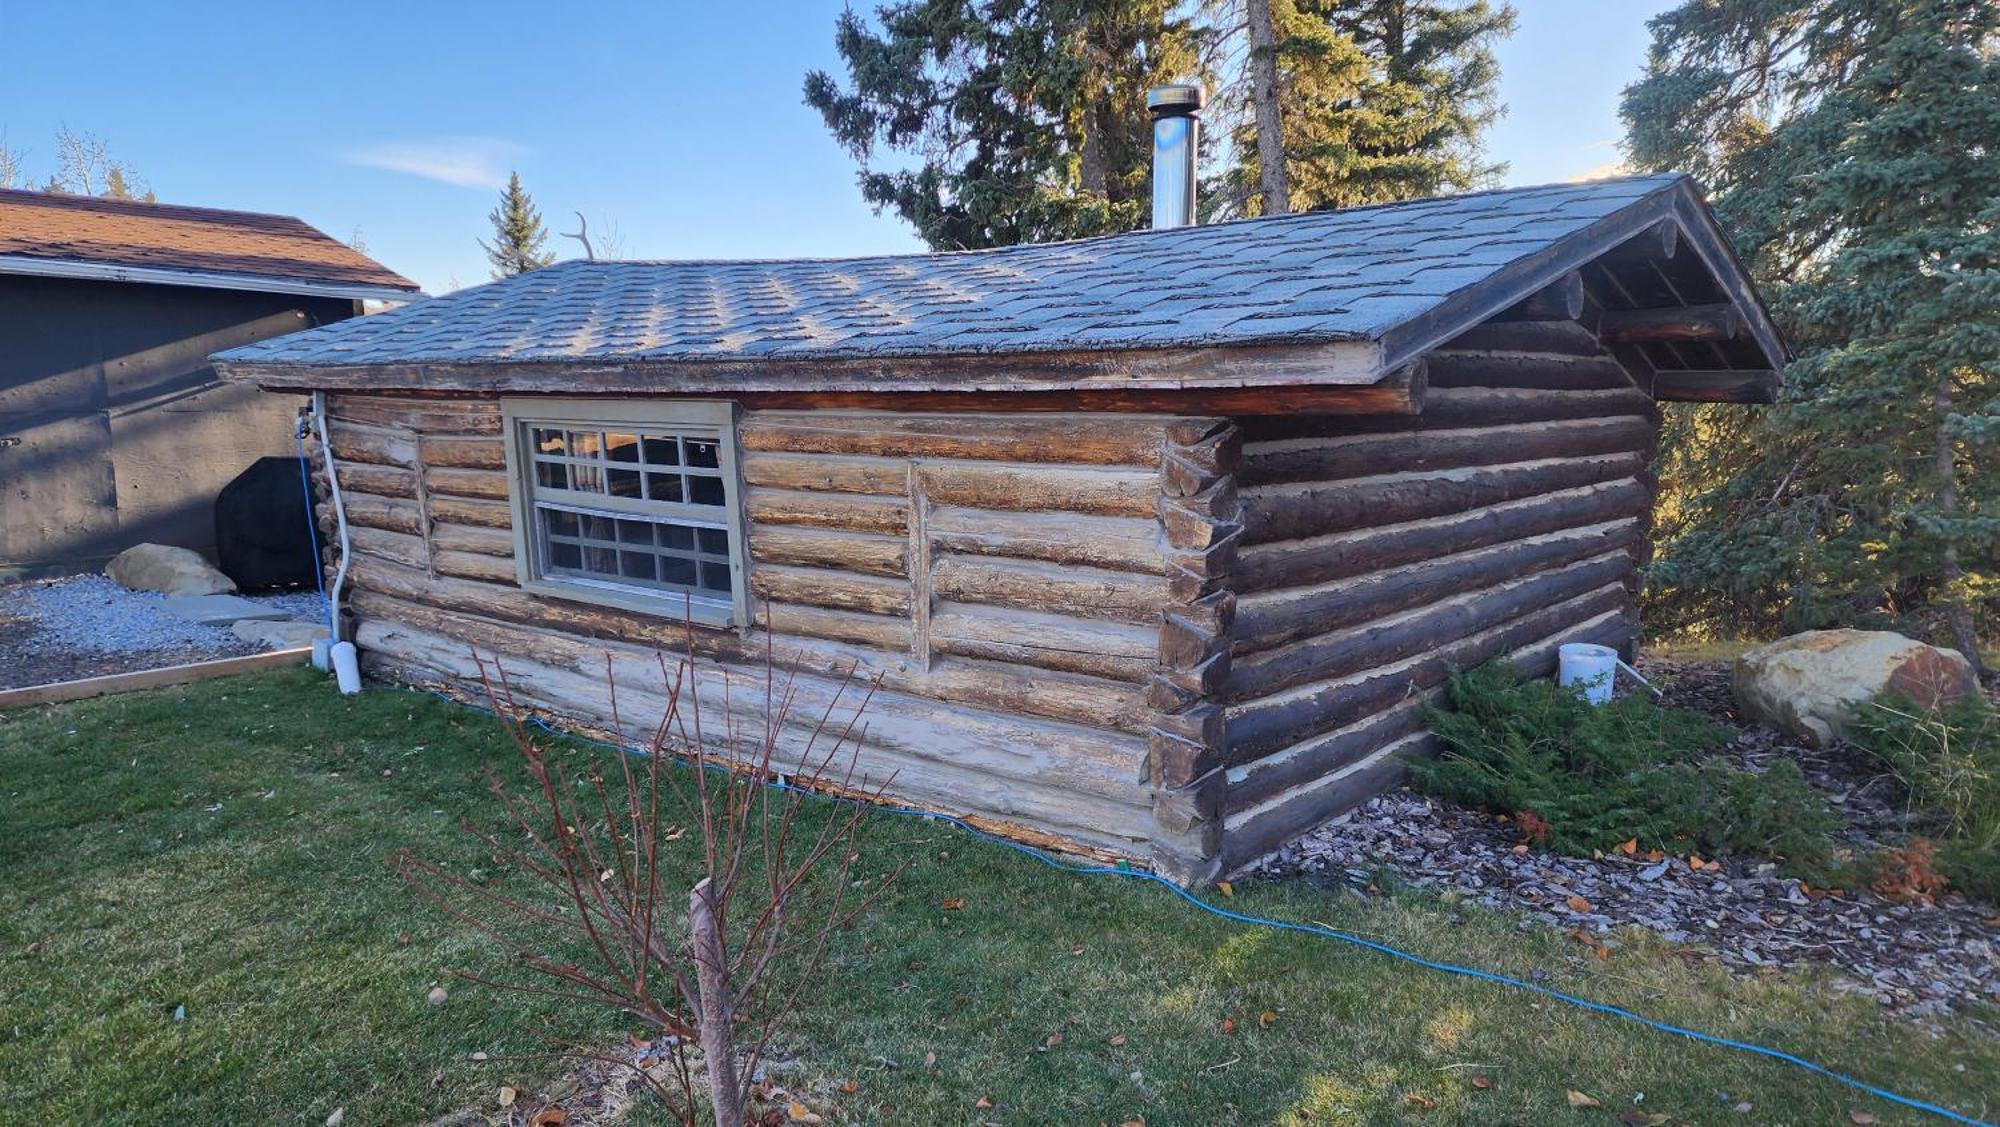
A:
310,391,353,643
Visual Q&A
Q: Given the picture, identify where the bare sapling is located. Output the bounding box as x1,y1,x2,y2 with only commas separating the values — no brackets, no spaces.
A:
397,634,903,1126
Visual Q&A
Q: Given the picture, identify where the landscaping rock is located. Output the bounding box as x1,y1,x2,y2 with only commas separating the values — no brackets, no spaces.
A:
160,593,292,626
105,543,236,597
1733,629,1978,747
229,619,328,650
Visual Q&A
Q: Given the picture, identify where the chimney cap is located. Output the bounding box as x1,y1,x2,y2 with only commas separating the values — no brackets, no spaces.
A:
1147,83,1206,118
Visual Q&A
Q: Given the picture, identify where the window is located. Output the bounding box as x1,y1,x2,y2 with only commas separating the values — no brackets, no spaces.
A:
501,399,746,627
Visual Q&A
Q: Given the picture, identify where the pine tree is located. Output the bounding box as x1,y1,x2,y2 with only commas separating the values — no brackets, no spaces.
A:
1623,0,1998,667
480,171,554,278
1222,0,1515,216
804,0,1209,249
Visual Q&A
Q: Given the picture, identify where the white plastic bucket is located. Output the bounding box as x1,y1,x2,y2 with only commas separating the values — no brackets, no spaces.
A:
330,641,362,695
1558,642,1619,705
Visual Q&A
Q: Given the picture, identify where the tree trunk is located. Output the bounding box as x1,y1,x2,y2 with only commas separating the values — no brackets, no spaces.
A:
690,878,745,1127
1932,372,1985,675
1246,0,1290,215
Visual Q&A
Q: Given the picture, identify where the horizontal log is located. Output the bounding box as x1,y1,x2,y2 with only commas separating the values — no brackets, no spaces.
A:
1240,451,1646,544
1599,304,1739,344
1224,584,1632,763
1221,731,1426,871
749,525,908,578
420,435,506,470
350,617,1151,846
930,603,1158,683
424,466,510,500
916,462,1158,519
930,555,1163,625
757,602,912,651
1234,384,1657,442
349,524,428,570
740,412,1164,468
1224,550,1634,703
1424,351,1636,392
1234,477,1651,593
435,549,517,585
747,488,908,535
1234,519,1641,653
429,495,513,530
1652,369,1779,404
1433,319,1604,358
431,522,514,558
331,463,417,500
340,492,424,537
1226,697,1429,814
926,506,1160,574
740,452,908,496
752,564,910,617
331,394,499,435
1240,416,1656,486
1601,217,1678,263
327,421,417,468
1490,271,1583,322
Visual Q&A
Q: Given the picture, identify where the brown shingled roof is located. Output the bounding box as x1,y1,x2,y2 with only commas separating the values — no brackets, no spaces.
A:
0,188,419,297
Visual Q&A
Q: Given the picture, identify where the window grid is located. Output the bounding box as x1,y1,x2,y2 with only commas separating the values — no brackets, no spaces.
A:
528,427,726,507
534,502,734,597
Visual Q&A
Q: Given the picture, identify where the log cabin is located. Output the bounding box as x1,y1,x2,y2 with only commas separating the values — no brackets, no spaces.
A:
214,150,1787,882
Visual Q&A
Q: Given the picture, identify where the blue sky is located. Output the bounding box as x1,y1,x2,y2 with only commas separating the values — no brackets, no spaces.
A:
2,0,1671,295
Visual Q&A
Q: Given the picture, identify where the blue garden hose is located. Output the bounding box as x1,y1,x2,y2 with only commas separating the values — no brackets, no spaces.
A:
296,431,333,636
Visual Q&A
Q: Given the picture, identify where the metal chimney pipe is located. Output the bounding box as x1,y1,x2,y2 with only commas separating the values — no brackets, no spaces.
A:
1148,83,1204,229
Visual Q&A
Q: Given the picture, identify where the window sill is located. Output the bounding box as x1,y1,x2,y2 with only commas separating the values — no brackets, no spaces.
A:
521,577,737,630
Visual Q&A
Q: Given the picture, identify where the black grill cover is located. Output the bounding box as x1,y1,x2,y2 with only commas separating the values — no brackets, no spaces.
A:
216,455,317,590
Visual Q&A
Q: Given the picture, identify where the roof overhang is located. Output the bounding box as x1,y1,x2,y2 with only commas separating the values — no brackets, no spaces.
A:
0,253,423,304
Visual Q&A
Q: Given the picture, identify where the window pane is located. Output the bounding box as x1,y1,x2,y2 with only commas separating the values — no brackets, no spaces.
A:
659,524,694,551
688,475,725,506
536,461,568,489
533,427,567,455
582,544,618,576
570,464,604,494
699,561,731,592
545,508,578,536
616,519,652,544
568,430,602,458
549,541,581,569
642,436,679,465
696,527,730,555
607,468,643,498
579,513,616,542
619,551,656,581
658,556,697,586
645,473,682,502
685,438,720,468
606,433,640,462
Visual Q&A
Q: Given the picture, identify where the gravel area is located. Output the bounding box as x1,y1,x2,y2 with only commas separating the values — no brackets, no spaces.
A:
1252,657,2000,1020
0,575,326,691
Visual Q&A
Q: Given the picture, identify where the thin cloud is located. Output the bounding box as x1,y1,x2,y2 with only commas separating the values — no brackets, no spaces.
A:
343,136,526,189
1567,160,1632,183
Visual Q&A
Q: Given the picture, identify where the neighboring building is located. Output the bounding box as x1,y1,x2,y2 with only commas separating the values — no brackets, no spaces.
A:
216,173,1786,882
0,189,419,579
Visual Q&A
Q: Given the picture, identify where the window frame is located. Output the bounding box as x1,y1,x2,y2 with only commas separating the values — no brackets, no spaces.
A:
500,397,748,629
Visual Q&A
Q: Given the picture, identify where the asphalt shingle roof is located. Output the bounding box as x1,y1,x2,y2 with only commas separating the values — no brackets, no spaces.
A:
0,188,419,296
219,174,1688,370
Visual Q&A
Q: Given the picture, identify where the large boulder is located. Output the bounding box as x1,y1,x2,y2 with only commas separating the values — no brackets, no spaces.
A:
105,543,236,597
1733,629,1979,746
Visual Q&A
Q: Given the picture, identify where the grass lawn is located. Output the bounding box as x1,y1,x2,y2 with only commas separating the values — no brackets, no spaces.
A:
2,669,1996,1125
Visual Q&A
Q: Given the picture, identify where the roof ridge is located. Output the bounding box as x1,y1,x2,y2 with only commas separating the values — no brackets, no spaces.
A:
0,186,325,230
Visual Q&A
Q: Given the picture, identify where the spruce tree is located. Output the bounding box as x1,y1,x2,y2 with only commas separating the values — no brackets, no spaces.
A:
804,0,1209,249
480,171,555,278
1623,0,1997,667
1222,0,1515,216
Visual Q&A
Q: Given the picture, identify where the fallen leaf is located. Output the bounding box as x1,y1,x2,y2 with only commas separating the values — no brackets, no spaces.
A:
1108,1034,1128,1047
1258,1009,1277,1028
498,1086,517,1107
1566,894,1594,914
426,986,448,1006
1513,843,1531,854
1216,880,1234,897
1471,1076,1494,1090
974,1095,994,1109
1849,1115,1878,1125
1404,1093,1437,1110
1220,1017,1237,1035
1119,1120,1145,1127
23,942,41,956
1566,1090,1601,1109
1617,838,1638,855
529,1110,567,1127
1619,1113,1670,1126
1044,1032,1063,1048
838,1079,859,1094
470,1051,488,1062
627,1032,652,1049
940,898,966,911
787,1101,822,1123
1689,855,1706,871
1596,945,1611,960
325,1109,346,1127
923,1050,937,1068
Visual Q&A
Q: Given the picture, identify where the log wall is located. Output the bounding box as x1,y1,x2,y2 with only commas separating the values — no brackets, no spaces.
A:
1215,318,1660,872
315,397,1169,856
